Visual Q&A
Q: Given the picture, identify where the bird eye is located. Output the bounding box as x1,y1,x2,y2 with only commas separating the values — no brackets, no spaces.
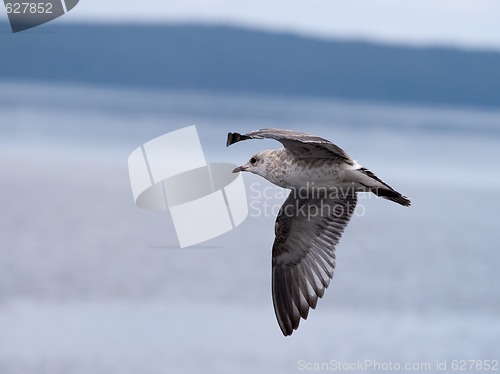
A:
250,157,257,164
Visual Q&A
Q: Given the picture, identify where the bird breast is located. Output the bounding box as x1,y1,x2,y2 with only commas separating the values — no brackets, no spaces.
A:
266,150,346,190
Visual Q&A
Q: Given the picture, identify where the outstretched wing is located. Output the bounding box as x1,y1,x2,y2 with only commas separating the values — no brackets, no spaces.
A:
227,128,353,164
272,190,357,336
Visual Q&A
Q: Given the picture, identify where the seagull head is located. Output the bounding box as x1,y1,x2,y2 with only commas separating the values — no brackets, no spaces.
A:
232,150,271,177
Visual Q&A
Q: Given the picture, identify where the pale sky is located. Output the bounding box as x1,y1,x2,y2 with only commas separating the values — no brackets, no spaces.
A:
25,0,500,50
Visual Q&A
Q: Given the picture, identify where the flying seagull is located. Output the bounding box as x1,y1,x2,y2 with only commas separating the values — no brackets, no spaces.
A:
227,128,410,336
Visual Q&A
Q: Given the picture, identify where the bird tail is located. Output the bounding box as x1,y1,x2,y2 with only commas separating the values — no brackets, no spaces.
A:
355,167,411,207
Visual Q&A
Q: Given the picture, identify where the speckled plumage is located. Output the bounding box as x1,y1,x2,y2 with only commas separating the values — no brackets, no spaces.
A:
262,148,347,190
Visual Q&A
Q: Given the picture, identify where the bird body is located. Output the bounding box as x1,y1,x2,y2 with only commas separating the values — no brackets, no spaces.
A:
250,148,348,190
227,128,410,336
236,146,409,205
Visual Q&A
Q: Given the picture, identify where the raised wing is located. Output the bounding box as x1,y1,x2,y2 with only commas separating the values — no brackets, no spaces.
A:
227,128,353,164
272,190,357,336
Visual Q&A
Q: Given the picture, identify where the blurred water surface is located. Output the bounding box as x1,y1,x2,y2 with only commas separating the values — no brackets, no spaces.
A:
0,82,499,374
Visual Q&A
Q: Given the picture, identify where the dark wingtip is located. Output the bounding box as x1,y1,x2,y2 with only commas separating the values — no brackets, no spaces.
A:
226,132,250,147
226,132,238,147
375,188,412,207
282,329,294,337
401,197,412,207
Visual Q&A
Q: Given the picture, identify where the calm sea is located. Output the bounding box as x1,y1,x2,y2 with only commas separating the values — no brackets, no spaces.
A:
1,82,499,374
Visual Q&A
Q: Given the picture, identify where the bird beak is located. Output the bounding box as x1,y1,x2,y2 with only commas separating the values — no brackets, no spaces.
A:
233,161,251,173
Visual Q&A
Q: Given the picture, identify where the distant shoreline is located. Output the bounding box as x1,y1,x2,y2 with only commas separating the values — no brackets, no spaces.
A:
2,23,500,108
